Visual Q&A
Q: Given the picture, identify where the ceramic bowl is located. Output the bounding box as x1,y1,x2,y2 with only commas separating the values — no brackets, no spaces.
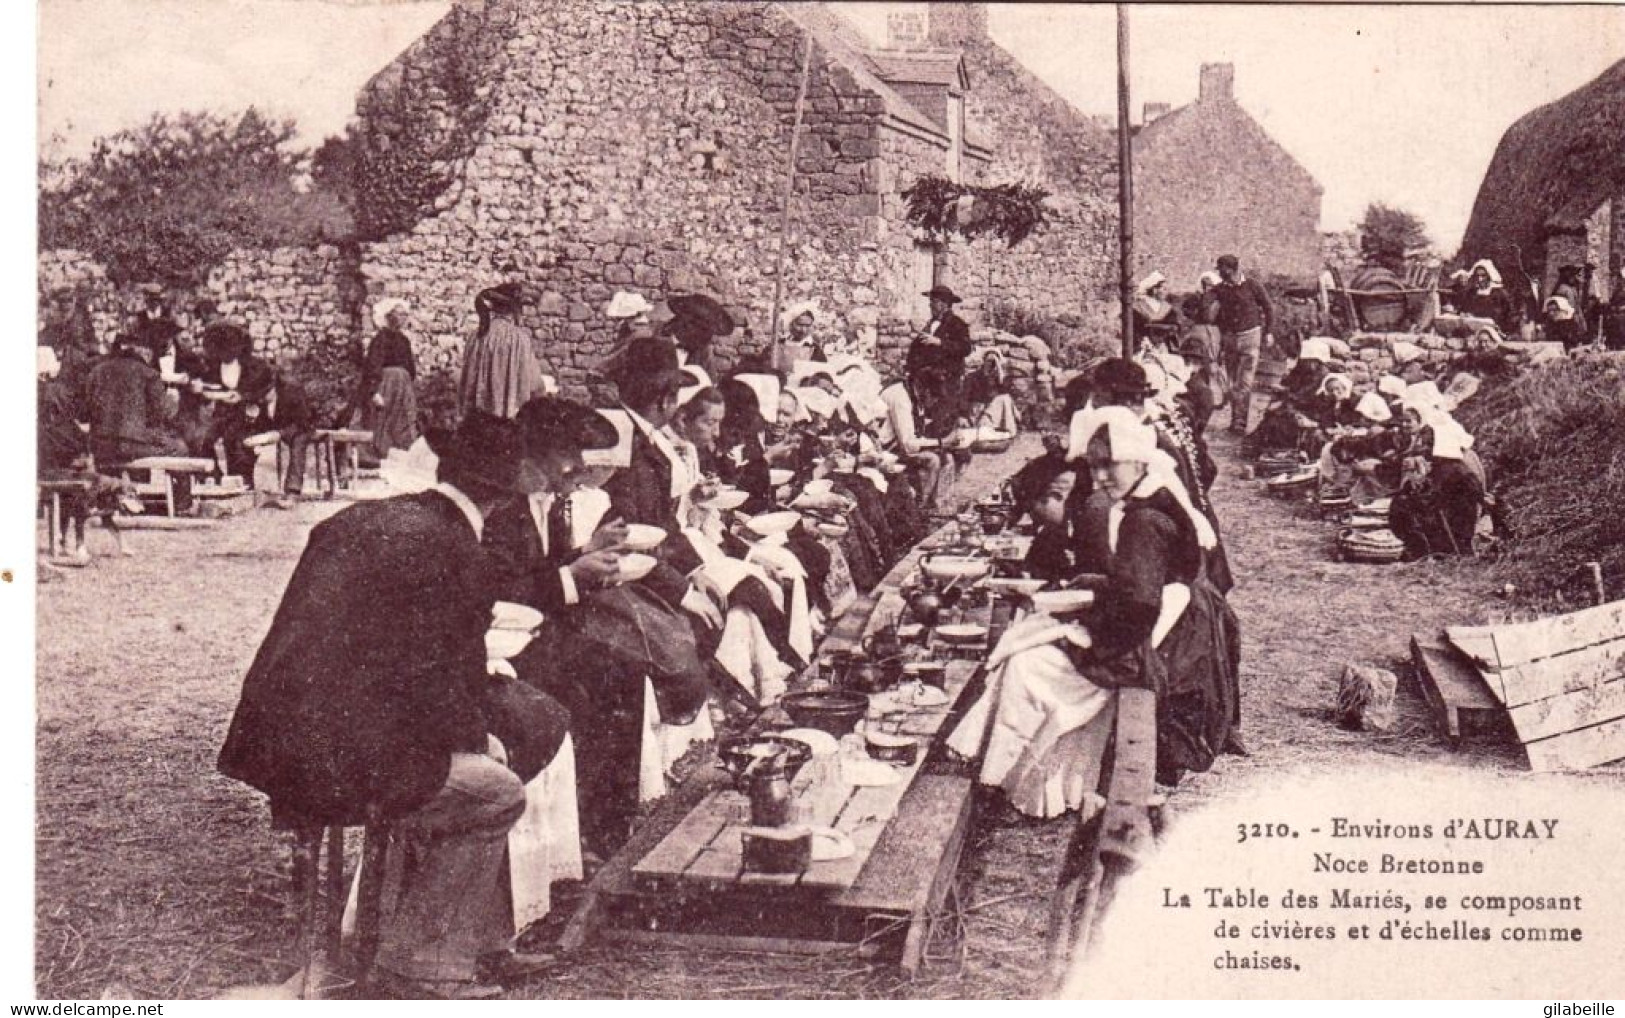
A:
616,553,658,583
622,524,668,551
745,510,802,538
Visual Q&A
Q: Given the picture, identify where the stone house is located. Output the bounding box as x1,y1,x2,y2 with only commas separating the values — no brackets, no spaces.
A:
1131,63,1323,290
1459,58,1625,305
350,0,1118,401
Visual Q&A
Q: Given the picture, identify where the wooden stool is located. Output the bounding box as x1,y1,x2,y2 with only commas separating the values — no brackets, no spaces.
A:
119,456,216,516
38,478,93,557
291,810,393,998
312,429,374,500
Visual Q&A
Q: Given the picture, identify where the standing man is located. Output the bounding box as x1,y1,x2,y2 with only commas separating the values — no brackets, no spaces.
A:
217,403,624,999
906,285,973,403
1211,254,1274,435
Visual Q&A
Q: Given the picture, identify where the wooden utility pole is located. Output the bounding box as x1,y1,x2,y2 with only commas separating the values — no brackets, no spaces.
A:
769,33,815,374
1116,4,1135,360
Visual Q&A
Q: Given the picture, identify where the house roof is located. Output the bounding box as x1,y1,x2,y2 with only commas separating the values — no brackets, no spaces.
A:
1461,58,1625,265
775,2,947,142
1132,97,1321,196
865,51,968,90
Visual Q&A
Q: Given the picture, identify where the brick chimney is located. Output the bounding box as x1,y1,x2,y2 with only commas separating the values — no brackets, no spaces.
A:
1199,62,1235,103
927,2,988,46
1143,102,1171,125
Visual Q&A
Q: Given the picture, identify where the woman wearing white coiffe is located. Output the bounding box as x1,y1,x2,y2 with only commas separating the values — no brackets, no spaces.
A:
948,407,1242,816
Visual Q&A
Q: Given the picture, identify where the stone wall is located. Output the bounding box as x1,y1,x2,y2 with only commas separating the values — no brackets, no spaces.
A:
354,0,1119,401
357,0,914,402
1132,93,1323,288
38,246,362,415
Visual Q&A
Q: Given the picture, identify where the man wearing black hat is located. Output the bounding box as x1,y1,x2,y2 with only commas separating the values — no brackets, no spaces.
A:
906,285,974,384
217,402,624,998
82,331,190,470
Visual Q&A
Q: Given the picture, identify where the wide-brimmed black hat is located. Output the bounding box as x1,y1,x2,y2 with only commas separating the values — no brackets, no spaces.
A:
517,396,620,454
1091,357,1156,400
923,285,962,304
476,282,528,314
202,321,253,361
666,293,734,338
430,411,527,492
606,336,687,393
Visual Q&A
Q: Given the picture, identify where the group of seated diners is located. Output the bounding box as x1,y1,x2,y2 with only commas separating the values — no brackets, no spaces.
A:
1242,336,1489,561
213,287,1028,996
947,351,1246,821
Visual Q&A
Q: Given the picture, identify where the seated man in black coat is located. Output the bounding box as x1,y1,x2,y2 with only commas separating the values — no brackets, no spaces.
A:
217,402,623,999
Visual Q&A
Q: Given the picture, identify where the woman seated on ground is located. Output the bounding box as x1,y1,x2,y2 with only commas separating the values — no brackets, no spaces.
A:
1543,296,1588,351
1243,339,1334,458
1447,260,1519,334
713,378,777,513
964,351,1021,435
1305,373,1364,432
946,407,1243,816
1318,392,1403,503
1388,399,1486,560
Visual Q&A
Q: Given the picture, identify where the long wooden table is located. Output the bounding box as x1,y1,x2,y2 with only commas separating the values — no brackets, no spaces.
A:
559,524,1021,970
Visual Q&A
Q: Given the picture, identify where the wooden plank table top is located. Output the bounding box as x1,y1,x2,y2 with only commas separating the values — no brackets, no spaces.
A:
631,520,1009,897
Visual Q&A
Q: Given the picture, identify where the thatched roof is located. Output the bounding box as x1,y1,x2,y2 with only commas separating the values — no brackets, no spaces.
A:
1459,58,1625,271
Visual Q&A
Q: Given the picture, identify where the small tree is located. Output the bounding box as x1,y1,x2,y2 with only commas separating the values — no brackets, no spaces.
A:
1358,202,1431,273
39,109,353,286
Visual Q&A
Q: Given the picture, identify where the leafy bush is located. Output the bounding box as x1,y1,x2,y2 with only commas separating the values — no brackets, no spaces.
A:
902,176,1052,248
39,110,353,286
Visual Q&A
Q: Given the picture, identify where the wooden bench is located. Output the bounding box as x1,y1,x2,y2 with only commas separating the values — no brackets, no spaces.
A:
1044,686,1158,989
38,478,94,556
313,429,374,500
118,456,217,517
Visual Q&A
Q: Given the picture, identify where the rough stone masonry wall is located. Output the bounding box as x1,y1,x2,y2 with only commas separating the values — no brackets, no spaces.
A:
357,0,899,402
1133,102,1322,289
38,246,361,410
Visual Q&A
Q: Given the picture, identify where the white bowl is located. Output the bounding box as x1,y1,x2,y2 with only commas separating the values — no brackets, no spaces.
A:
699,487,749,511
919,555,991,583
622,524,667,551
616,553,658,583
935,623,988,643
802,478,834,497
1031,589,1094,616
779,727,840,757
770,468,795,487
745,510,802,538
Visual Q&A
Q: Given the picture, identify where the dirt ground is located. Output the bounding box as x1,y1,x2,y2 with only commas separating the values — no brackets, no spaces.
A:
30,430,1607,999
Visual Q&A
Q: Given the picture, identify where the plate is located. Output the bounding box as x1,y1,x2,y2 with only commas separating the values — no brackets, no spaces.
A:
201,390,237,401
770,468,795,487
815,521,849,538
986,578,1047,597
745,510,802,538
935,623,988,643
622,524,667,551
616,553,657,583
699,488,749,511
1031,590,1094,615
778,727,840,757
